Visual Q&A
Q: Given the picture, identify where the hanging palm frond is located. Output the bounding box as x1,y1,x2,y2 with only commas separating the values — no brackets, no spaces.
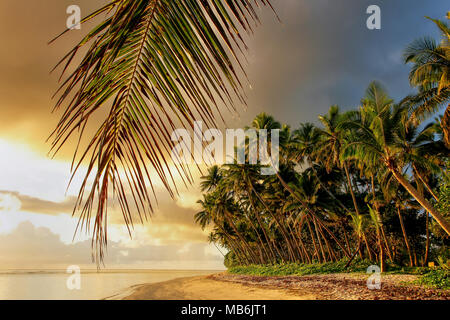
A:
49,0,277,262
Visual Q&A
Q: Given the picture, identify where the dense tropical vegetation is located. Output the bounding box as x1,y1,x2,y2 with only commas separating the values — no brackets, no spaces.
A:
196,15,450,272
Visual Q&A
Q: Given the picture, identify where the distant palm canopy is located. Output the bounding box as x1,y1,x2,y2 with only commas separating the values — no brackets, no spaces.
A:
49,0,278,261
403,14,450,148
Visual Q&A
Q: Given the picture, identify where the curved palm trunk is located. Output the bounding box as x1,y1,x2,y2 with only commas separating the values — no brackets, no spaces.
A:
413,165,439,201
245,213,272,263
243,192,274,263
308,159,355,216
254,211,281,262
345,239,361,269
228,236,250,265
317,223,337,261
370,175,393,261
224,212,260,264
212,242,225,257
298,234,311,264
344,162,372,260
286,212,305,262
220,228,248,265
248,183,285,261
282,210,303,262
396,206,414,267
341,223,351,253
251,185,298,262
424,213,430,266
306,217,322,262
296,217,312,264
312,217,328,262
390,168,450,236
442,104,450,149
275,172,351,258
246,182,278,262
373,220,385,272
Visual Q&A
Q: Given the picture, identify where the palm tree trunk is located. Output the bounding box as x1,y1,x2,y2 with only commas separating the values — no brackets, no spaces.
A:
424,212,430,266
246,185,279,262
212,242,225,257
299,237,311,264
442,104,450,149
275,172,351,258
251,185,298,262
345,239,361,269
282,210,302,262
390,167,450,236
370,175,393,261
306,217,322,262
243,192,273,262
381,227,393,261
296,218,312,264
313,217,328,262
396,206,414,267
248,183,286,261
373,220,385,272
318,224,337,261
286,213,304,262
222,231,248,265
342,223,351,253
225,212,259,264
344,162,371,259
246,213,271,263
413,247,418,267
413,165,439,201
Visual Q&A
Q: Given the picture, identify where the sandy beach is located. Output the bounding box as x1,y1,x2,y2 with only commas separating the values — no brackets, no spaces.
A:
117,274,313,300
113,273,449,300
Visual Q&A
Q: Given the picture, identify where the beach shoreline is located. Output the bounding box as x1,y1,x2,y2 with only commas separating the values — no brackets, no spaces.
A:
109,273,315,300
109,273,449,300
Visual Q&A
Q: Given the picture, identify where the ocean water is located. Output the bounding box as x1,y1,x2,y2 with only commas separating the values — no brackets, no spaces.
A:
0,269,219,300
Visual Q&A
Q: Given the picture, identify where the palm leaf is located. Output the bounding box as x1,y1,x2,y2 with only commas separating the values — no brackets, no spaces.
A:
49,0,277,262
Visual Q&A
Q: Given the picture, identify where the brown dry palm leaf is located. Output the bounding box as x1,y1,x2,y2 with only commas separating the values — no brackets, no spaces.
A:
49,0,277,263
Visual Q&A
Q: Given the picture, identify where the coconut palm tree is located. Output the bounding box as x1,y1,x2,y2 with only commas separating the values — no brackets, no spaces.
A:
317,105,372,259
200,166,223,193
403,14,450,148
223,163,280,262
395,115,447,202
339,84,450,236
250,114,352,259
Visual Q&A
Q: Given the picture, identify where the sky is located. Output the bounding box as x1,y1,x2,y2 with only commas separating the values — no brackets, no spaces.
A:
0,0,448,269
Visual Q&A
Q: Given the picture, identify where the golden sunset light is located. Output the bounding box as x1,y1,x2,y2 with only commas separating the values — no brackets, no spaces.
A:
0,0,448,306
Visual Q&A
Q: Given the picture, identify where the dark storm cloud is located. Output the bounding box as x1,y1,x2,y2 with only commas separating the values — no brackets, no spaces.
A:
237,0,449,128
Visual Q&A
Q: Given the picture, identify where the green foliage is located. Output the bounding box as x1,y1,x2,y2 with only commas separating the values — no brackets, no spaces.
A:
228,259,375,276
416,269,450,289
224,251,240,269
195,12,449,271
437,182,450,216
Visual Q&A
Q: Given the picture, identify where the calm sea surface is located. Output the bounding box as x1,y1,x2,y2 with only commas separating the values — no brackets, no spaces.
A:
0,269,219,300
